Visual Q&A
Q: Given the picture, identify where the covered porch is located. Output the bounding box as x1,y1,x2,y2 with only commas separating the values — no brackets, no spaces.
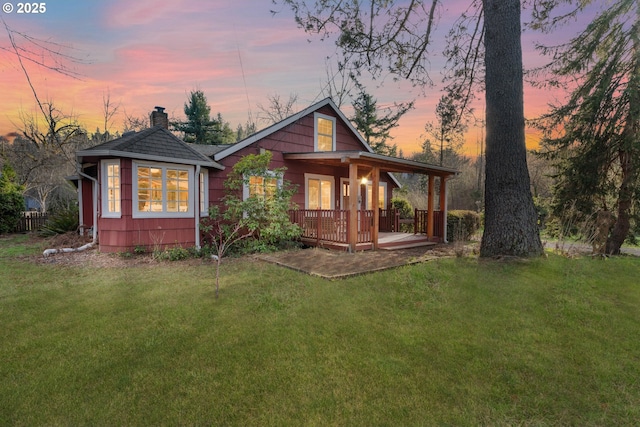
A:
284,151,457,252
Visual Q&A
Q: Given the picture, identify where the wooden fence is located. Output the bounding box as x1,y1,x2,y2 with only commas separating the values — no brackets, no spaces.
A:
13,212,49,233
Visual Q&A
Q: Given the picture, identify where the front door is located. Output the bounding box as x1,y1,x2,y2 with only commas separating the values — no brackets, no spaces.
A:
340,178,364,210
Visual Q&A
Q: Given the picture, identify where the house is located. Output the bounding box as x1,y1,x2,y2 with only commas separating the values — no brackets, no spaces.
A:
75,99,457,254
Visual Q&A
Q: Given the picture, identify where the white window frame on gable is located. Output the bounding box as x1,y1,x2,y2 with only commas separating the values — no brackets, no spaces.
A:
314,112,336,152
101,159,121,218
305,173,335,210
132,160,194,219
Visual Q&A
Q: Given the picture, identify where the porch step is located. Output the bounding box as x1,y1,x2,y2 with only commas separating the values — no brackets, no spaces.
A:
379,240,436,250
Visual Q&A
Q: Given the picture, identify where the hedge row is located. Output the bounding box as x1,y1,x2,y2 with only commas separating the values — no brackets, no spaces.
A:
447,210,481,242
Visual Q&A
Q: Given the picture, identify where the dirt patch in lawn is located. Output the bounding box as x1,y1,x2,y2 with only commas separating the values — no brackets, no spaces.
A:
256,244,473,279
31,240,472,276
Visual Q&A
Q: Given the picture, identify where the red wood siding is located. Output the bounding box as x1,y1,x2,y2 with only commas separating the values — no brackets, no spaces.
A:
96,158,199,253
98,217,197,253
80,178,93,229
209,108,398,210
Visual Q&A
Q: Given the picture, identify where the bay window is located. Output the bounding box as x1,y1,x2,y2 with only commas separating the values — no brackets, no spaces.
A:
133,161,194,218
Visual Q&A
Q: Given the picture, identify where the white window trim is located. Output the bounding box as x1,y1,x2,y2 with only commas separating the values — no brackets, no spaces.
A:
314,112,336,152
101,159,121,218
338,178,387,210
132,160,194,219
366,181,388,210
199,169,209,216
304,173,335,210
242,171,282,201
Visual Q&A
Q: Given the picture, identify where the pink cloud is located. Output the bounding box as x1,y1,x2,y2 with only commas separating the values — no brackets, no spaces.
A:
103,0,210,28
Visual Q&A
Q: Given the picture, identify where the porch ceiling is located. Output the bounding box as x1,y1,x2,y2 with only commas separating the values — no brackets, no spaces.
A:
283,151,458,177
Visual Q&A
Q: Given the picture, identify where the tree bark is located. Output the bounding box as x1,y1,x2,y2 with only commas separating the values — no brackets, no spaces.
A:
480,0,543,257
607,8,640,255
606,150,634,255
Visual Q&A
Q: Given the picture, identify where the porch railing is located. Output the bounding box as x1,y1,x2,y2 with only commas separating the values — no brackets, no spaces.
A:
290,209,348,243
379,208,400,232
289,209,399,245
414,209,444,239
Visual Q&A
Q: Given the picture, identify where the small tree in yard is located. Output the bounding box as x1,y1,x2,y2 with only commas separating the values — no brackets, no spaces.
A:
200,206,254,299
201,151,300,298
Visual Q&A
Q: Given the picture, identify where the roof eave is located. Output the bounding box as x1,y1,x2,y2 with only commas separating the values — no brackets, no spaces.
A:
77,149,224,170
283,151,459,176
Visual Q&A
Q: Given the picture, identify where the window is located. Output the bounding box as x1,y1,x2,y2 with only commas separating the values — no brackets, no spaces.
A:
366,182,387,210
314,113,336,152
199,171,209,215
166,169,189,212
248,176,278,199
242,171,280,201
102,160,121,218
137,166,163,212
305,174,334,209
133,161,193,218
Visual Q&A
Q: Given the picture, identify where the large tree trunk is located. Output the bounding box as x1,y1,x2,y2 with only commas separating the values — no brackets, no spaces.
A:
480,0,543,257
606,13,640,255
607,17,640,255
606,150,634,255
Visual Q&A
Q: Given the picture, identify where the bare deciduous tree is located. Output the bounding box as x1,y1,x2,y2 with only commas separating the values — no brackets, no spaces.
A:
257,93,299,125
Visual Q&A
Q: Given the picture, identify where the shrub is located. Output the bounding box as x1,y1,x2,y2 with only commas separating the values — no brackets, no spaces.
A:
39,204,79,236
447,210,481,242
0,163,25,234
391,197,413,219
153,245,191,261
165,246,190,261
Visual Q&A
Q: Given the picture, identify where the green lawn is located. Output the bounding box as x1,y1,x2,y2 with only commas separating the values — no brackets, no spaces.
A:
2,234,640,426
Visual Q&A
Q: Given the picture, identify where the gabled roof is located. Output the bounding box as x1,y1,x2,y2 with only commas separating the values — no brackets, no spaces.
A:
77,126,224,169
212,97,376,162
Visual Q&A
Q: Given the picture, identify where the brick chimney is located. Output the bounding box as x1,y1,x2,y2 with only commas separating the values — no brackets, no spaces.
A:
150,106,169,129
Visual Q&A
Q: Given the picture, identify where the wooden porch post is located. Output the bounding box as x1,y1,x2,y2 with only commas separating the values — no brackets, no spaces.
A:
371,166,380,250
439,176,448,242
348,163,359,252
427,174,435,239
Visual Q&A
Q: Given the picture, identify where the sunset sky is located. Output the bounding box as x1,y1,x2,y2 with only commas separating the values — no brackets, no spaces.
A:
1,0,594,156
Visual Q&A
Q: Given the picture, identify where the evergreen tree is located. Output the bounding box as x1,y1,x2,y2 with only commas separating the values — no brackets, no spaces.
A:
176,90,213,144
535,0,640,254
173,90,238,144
350,84,413,157
236,120,257,141
211,112,236,144
425,94,467,166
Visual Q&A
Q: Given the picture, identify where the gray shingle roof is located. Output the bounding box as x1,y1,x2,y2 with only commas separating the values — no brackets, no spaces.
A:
77,126,223,169
187,143,233,157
